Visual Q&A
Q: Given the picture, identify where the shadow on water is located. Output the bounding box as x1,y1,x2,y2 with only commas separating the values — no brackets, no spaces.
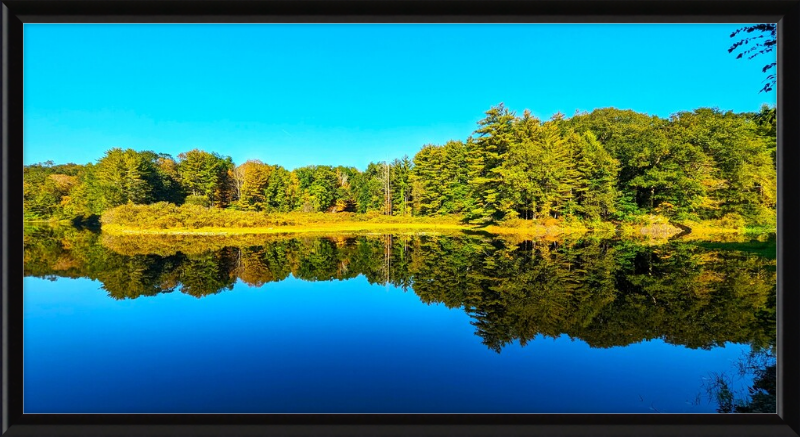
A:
70,214,102,231
668,222,693,240
693,236,776,260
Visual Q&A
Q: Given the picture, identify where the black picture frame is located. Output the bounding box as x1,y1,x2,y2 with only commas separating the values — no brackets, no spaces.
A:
2,1,799,436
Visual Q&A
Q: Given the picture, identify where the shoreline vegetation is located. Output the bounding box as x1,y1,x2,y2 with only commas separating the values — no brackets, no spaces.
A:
24,104,776,243
26,214,774,242
24,202,773,244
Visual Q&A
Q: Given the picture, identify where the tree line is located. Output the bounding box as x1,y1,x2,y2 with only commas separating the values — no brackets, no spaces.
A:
23,104,777,226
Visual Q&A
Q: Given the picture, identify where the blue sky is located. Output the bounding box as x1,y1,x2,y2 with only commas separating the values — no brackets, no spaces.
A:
24,23,777,170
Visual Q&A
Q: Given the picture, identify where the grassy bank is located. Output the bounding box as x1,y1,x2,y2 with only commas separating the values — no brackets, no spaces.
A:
100,203,608,238
100,203,473,236
101,222,472,236
97,203,773,241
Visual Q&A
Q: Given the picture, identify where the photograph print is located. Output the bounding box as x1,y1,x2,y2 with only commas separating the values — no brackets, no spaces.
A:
22,23,778,414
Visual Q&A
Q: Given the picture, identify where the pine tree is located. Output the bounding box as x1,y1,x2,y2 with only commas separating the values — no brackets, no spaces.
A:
466,103,516,223
177,149,233,207
264,165,292,212
410,145,446,215
571,132,620,220
92,148,157,210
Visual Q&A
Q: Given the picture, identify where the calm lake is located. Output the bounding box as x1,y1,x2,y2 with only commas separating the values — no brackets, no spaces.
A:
23,226,776,413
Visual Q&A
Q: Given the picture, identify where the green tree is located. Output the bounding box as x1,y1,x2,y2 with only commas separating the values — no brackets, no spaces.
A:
669,108,775,224
391,156,413,216
571,131,620,220
152,154,184,204
353,162,386,213
23,162,85,219
309,166,338,212
235,160,272,210
90,148,159,211
466,103,517,223
263,165,293,212
751,104,776,169
333,166,360,213
410,144,445,215
177,149,234,207
565,108,701,215
497,116,579,219
411,141,470,217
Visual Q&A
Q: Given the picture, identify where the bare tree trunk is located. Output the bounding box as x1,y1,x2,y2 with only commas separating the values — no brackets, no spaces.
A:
232,165,245,201
384,234,392,284
384,161,392,216
650,187,655,210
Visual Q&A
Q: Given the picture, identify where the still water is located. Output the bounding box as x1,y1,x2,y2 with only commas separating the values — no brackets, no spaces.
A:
23,227,776,413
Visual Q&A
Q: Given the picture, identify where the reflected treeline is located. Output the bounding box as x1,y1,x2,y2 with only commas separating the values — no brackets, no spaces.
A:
24,226,776,352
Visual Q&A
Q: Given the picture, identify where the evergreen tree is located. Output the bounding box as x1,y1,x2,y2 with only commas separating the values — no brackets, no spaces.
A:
92,148,158,211
177,149,234,207
466,103,516,223
571,132,620,220
264,165,293,212
410,144,447,215
391,156,413,216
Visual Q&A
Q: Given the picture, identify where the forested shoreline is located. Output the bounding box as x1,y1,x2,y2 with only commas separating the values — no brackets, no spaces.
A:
23,104,777,231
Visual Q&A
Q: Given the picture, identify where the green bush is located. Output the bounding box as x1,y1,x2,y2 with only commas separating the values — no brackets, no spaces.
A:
718,213,747,230
101,203,288,229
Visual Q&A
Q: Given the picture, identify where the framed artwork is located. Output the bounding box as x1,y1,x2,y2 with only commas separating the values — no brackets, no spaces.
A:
3,1,799,436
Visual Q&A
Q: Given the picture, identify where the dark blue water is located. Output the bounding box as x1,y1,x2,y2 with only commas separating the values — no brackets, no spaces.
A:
24,274,754,414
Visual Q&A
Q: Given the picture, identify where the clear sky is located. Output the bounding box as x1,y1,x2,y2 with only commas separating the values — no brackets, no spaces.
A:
24,23,777,170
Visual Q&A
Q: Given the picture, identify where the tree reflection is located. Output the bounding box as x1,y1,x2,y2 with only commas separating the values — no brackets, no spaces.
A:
24,226,776,352
703,347,776,413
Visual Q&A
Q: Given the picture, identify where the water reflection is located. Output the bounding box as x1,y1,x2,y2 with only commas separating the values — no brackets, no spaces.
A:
24,226,776,353
702,347,776,413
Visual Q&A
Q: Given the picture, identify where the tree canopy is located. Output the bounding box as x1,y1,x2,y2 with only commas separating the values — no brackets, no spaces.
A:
24,104,776,228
